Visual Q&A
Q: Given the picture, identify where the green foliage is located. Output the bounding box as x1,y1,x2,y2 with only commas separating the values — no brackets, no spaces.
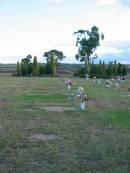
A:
16,61,21,76
89,62,103,78
113,60,117,76
16,55,55,77
117,63,122,75
20,55,32,76
74,26,104,72
98,60,103,75
32,56,38,76
102,61,106,76
89,62,97,76
76,60,127,78
105,62,115,78
73,67,85,77
84,61,88,74
45,63,51,75
50,57,56,76
43,49,65,76
38,64,45,76
16,49,66,77
43,49,65,64
20,60,28,76
79,67,86,77
122,65,127,76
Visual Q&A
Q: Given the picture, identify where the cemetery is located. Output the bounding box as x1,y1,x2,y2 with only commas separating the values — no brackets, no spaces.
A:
0,73,130,172
0,24,129,173
0,1,130,172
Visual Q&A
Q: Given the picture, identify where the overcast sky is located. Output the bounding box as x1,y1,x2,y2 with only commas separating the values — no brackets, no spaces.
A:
0,0,130,63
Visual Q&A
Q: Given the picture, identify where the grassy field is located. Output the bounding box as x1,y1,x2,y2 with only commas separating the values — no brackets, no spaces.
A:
0,74,130,173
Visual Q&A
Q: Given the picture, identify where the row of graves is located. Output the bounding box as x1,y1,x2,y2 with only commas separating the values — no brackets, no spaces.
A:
60,75,130,111
64,79,89,110
25,76,129,113
27,76,129,142
91,75,130,96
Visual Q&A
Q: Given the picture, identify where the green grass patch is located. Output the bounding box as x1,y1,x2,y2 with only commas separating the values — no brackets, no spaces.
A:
0,75,130,173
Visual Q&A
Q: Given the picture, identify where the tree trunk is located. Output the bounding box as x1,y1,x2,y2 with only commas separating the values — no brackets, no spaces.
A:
50,58,56,76
84,56,90,74
84,60,88,74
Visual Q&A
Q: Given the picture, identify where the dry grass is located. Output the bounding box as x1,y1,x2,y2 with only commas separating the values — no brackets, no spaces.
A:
0,74,130,173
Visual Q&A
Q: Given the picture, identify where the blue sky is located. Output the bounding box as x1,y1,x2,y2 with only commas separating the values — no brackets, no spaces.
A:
0,0,130,63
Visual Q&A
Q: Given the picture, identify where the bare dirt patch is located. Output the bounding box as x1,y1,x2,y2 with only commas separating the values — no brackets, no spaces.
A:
30,133,58,141
43,106,77,112
26,93,51,96
24,108,36,112
25,106,77,112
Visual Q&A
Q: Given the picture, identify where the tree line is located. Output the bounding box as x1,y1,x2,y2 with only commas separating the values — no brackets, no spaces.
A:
16,50,65,77
75,60,127,78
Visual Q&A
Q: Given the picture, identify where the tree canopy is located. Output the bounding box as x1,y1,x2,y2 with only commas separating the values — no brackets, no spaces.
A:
74,26,104,73
43,49,65,64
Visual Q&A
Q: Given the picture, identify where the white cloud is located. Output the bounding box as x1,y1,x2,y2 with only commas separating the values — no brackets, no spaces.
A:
98,0,115,6
47,0,61,5
56,0,61,4
97,46,122,55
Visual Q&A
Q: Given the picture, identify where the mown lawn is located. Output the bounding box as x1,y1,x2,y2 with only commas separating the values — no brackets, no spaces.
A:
0,75,130,173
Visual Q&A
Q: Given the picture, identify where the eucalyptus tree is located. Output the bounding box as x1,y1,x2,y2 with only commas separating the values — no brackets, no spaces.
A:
74,26,104,74
43,49,65,76
21,54,32,76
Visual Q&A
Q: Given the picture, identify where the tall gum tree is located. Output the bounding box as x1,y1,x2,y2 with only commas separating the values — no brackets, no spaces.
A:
74,26,104,74
43,49,65,76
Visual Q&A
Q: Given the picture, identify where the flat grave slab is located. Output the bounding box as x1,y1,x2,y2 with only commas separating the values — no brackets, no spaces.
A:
30,133,59,141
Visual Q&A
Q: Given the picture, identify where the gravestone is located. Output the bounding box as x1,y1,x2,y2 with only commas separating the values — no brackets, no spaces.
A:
75,87,89,110
98,79,101,85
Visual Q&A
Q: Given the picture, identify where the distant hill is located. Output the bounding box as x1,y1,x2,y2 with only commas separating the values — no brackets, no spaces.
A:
0,64,16,73
0,63,82,75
